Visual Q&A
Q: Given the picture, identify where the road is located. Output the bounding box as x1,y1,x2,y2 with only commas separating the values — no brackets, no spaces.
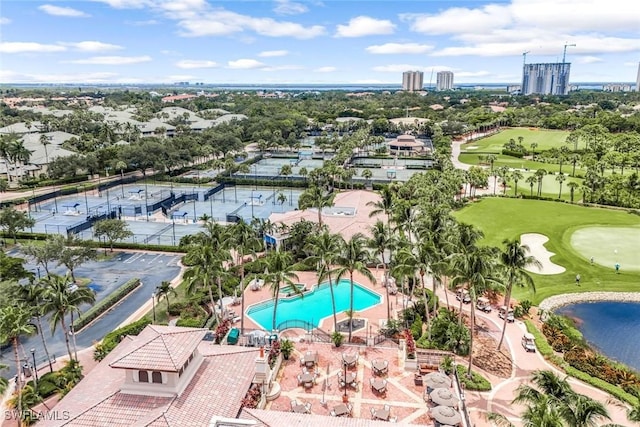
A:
0,250,183,379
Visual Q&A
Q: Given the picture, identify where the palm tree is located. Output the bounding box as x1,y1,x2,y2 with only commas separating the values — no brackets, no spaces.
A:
155,281,177,317
496,239,540,350
367,220,393,321
57,242,97,283
16,281,54,373
183,246,230,324
361,168,373,187
304,231,344,331
262,249,300,331
556,173,567,199
486,154,497,173
367,184,395,224
525,175,537,197
39,134,51,166
298,185,335,227
511,170,524,196
535,169,547,197
331,233,376,342
0,304,36,427
41,274,96,361
229,219,262,334
514,370,611,427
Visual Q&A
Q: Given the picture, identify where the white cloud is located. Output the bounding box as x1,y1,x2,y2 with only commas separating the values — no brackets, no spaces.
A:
456,70,491,78
314,66,337,73
127,19,159,26
68,55,152,65
0,42,66,53
366,43,433,55
91,0,153,8
38,4,90,17
578,56,604,64
62,41,124,52
372,64,425,73
261,65,304,72
175,60,218,69
227,59,265,69
273,0,308,15
0,70,120,83
0,17,10,25
258,50,289,57
335,16,395,38
401,0,640,58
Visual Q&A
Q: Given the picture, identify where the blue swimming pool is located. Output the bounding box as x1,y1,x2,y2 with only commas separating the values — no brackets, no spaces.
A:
247,279,381,330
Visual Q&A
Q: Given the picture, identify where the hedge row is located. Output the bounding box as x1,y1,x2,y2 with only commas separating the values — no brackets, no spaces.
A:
73,278,141,331
564,365,639,406
93,317,151,361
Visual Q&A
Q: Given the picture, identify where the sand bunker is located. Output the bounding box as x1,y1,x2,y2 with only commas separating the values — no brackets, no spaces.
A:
520,233,566,275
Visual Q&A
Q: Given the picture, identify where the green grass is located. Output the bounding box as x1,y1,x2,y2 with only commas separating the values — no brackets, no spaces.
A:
462,127,570,153
570,227,640,271
453,198,640,304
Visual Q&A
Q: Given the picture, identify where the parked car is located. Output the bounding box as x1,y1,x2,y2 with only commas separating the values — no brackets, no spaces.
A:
521,333,536,352
498,306,515,322
476,297,492,313
456,288,471,304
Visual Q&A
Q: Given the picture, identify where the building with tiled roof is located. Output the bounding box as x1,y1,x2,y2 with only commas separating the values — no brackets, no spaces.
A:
40,325,261,427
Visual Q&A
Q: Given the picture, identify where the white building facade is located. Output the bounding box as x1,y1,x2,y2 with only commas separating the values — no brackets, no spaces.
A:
436,71,454,91
402,71,424,92
522,63,571,95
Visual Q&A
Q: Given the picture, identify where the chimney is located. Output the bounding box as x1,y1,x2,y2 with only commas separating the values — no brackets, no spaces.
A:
254,346,269,384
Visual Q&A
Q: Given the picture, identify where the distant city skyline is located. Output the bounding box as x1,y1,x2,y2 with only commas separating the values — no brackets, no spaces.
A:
1,0,639,85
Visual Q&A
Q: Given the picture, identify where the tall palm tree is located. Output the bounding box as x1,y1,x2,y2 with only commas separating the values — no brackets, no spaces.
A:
298,185,336,227
514,370,611,427
526,175,537,197
155,281,177,317
496,239,540,350
39,134,51,166
367,220,393,321
304,231,344,331
229,219,262,334
367,185,395,224
41,273,96,361
511,170,524,196
183,246,231,324
261,249,300,331
556,173,567,199
0,304,35,427
396,239,437,340
16,281,54,373
331,233,376,342
451,244,496,375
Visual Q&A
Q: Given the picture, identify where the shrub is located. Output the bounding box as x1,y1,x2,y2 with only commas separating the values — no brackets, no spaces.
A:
73,278,141,331
404,329,416,359
456,365,492,391
524,320,554,356
501,149,525,158
94,318,151,361
268,340,281,368
176,317,205,328
331,331,344,347
168,302,188,316
215,319,231,343
410,314,423,341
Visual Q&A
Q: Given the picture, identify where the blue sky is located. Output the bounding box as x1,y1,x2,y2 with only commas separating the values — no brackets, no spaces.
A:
1,0,638,85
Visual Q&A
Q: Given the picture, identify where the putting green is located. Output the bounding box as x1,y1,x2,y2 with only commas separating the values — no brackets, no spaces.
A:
570,227,640,272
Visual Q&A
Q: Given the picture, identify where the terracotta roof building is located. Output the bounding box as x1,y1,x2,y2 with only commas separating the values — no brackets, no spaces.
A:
40,325,261,427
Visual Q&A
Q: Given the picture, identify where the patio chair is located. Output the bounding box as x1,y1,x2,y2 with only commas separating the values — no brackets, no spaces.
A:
330,410,336,417
297,374,303,386
313,373,319,384
304,381,314,389
383,404,390,412
389,416,398,423
290,399,298,410
304,402,312,413
346,403,353,415
370,407,377,419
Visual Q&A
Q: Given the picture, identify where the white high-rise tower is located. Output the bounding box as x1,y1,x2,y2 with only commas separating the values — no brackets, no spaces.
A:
402,71,424,92
436,71,454,91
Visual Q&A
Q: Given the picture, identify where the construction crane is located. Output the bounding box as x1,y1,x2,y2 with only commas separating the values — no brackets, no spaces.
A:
562,43,576,63
522,51,530,66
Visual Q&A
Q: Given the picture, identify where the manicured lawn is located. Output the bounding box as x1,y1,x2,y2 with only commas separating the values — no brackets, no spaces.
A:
461,127,570,153
453,198,640,305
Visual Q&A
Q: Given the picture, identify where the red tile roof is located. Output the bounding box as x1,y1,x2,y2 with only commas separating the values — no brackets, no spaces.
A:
40,326,260,427
109,325,207,372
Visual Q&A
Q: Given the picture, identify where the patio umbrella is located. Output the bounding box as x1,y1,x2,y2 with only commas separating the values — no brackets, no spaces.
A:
424,372,451,389
429,388,459,407
430,406,462,426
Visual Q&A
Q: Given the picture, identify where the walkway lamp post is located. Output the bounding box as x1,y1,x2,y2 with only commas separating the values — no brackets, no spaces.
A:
30,348,38,387
152,292,156,323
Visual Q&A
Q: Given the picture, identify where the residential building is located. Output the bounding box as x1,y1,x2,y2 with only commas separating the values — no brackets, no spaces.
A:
636,62,640,91
521,62,571,95
401,71,423,92
436,71,454,91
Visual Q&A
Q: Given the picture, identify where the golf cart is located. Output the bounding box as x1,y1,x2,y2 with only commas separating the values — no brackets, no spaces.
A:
498,306,515,323
456,288,471,304
522,332,536,352
476,297,492,313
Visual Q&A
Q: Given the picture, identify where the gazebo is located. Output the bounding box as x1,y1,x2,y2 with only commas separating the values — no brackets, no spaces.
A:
388,134,425,155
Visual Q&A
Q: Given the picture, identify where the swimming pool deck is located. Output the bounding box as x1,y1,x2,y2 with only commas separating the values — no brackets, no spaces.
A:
242,269,400,337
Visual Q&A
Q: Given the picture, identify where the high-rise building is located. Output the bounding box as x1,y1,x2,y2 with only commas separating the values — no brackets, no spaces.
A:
521,63,571,95
436,71,454,91
636,62,640,91
402,71,424,92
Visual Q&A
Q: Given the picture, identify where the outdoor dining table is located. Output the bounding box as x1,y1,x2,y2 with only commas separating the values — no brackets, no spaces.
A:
304,351,318,367
300,372,315,388
339,371,357,386
333,403,350,417
342,353,358,368
371,378,387,393
372,359,388,375
373,408,390,421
